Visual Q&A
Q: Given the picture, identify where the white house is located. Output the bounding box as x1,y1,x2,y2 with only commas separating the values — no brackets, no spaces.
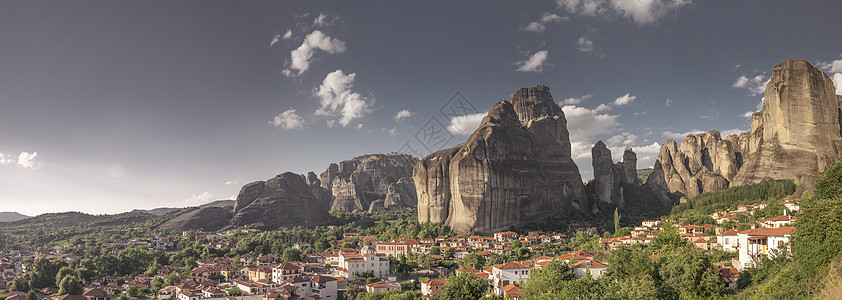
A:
716,229,740,253
570,259,607,279
271,262,302,284
759,215,797,228
737,226,795,270
491,262,530,295
421,278,447,296
334,253,389,280
283,275,338,299
365,282,400,293
641,220,661,228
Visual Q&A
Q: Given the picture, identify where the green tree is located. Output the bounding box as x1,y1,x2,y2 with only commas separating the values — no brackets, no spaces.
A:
605,274,659,300
657,246,724,298
520,260,574,297
613,207,621,234
126,286,140,298
814,160,842,199
11,275,30,292
429,246,441,256
55,266,77,287
58,275,83,295
435,272,489,300
651,224,684,250
444,247,455,258
26,290,37,300
460,253,486,270
227,287,243,296
792,196,842,272
282,248,302,262
511,240,522,249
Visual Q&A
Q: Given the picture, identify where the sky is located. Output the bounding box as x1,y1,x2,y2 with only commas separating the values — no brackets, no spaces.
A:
2,1,842,216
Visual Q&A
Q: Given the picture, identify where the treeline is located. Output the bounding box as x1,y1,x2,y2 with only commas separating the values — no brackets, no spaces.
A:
732,161,842,298
671,180,796,216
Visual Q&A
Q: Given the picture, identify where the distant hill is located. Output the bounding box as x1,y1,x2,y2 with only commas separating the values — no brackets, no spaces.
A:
0,212,30,222
133,199,235,216
637,168,653,183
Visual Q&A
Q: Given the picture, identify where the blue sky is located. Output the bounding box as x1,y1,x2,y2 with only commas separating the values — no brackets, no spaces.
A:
1,0,842,215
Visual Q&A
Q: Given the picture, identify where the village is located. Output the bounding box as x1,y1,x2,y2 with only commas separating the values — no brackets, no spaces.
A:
0,198,801,300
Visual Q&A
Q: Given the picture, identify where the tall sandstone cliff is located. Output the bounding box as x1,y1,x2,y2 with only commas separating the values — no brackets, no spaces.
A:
316,154,418,212
589,142,641,207
414,86,589,236
648,60,842,201
229,172,331,228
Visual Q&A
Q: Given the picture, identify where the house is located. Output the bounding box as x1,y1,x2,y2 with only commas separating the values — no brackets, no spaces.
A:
570,259,607,279
720,267,739,289
201,286,226,298
83,287,111,300
271,263,302,284
56,296,86,300
177,290,202,300
502,284,525,299
242,266,272,282
159,286,178,299
781,199,800,212
737,226,796,269
716,229,740,253
421,278,447,296
305,275,338,299
5,294,28,300
759,215,797,228
491,262,530,295
364,282,400,293
494,232,519,242
190,267,219,281
293,242,310,250
642,220,661,228
333,253,389,280
374,242,411,257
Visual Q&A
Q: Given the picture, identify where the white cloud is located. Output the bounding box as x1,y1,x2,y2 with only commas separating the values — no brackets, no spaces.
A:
224,180,238,185
447,113,486,135
733,74,768,96
394,109,413,121
607,132,637,145
662,129,705,140
356,124,364,129
665,99,673,107
522,12,567,33
314,70,373,127
577,36,594,53
561,105,620,142
634,111,647,116
269,108,305,129
282,29,292,40
387,128,397,136
819,56,842,73
184,192,213,205
612,93,636,106
832,73,842,95
608,142,662,172
556,0,691,25
742,97,765,118
17,152,41,169
514,50,549,72
226,194,238,200
0,153,12,164
107,163,124,178
270,34,281,47
561,94,593,105
313,13,339,27
282,30,346,77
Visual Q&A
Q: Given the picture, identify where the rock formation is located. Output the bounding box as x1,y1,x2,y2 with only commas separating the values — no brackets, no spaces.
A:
318,154,418,212
158,207,232,232
415,85,589,236
230,172,331,228
648,60,842,200
589,142,641,207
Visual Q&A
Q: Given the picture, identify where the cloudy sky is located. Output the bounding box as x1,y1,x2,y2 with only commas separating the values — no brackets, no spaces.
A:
2,1,842,215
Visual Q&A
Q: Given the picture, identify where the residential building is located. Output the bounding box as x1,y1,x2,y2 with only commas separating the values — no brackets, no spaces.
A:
271,263,302,284
716,229,740,253
491,262,530,295
737,226,795,269
759,215,797,228
364,282,399,293
570,259,607,279
421,278,447,296
334,253,389,280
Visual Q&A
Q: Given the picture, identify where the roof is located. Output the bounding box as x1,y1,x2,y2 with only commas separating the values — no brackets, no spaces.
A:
421,278,448,286
740,226,796,236
456,267,479,273
719,229,739,236
366,281,399,288
761,215,797,222
720,267,739,278
83,288,109,298
494,262,530,270
503,284,524,297
570,259,608,269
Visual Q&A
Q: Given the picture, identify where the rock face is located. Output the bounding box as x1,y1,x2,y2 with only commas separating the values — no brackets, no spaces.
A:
589,143,640,207
230,172,331,228
415,85,589,236
158,207,232,232
317,154,418,212
648,60,842,200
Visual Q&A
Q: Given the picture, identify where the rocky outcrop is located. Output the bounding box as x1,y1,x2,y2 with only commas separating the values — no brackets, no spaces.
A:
230,172,331,228
318,154,418,212
648,60,842,200
158,207,232,232
589,143,641,207
415,85,589,236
